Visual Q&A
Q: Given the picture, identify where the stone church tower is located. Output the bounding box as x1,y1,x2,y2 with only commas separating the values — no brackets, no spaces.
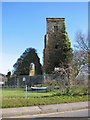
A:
44,18,65,48
43,18,66,73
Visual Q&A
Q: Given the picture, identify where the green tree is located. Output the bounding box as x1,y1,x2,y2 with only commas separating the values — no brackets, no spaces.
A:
6,71,11,86
13,48,42,75
44,30,73,74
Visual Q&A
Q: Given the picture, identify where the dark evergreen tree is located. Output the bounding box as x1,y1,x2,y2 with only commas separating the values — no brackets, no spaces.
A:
6,71,11,86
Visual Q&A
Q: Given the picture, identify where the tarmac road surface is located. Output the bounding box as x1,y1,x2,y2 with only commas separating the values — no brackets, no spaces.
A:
1,101,89,120
2,109,90,120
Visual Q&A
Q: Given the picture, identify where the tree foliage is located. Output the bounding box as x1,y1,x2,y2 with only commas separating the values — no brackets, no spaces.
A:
74,32,89,53
73,31,89,77
73,50,88,77
44,30,73,74
6,71,11,77
13,48,42,75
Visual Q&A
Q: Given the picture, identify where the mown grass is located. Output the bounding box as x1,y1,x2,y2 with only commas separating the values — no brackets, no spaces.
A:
2,95,88,108
2,88,54,98
2,88,89,108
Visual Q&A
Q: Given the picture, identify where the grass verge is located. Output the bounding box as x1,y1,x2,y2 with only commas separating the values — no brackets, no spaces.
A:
2,88,88,108
2,95,88,108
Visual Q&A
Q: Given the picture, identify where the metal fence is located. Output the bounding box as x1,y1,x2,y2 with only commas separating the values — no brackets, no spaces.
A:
2,75,44,88
1,73,88,99
2,73,88,88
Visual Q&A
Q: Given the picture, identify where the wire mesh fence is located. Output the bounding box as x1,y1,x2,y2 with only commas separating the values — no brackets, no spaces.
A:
2,73,88,88
1,73,89,102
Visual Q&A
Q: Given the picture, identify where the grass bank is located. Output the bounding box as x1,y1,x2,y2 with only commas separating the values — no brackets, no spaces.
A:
2,88,88,108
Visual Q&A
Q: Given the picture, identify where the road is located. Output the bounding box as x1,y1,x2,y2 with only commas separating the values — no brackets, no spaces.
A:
18,109,90,118
2,109,90,120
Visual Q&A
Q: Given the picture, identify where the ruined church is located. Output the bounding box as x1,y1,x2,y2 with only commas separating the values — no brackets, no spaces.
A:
43,18,71,74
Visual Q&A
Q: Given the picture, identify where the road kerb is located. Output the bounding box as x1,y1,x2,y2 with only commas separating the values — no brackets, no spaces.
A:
1,101,89,118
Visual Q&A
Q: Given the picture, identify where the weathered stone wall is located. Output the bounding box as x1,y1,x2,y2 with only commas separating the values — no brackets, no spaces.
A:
46,18,65,34
44,18,66,73
45,18,65,48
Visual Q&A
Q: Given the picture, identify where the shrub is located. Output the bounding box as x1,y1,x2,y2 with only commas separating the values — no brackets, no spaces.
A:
34,84,44,87
82,86,88,95
44,80,60,92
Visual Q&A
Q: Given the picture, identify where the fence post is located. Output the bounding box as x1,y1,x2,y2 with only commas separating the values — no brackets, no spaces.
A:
26,85,27,98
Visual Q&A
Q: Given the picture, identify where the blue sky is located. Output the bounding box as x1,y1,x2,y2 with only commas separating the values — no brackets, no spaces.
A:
1,2,88,74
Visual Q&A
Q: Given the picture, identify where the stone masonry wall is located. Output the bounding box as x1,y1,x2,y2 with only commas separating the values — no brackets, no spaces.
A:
44,18,66,73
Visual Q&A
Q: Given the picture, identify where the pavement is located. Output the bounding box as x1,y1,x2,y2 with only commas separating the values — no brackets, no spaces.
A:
1,101,89,118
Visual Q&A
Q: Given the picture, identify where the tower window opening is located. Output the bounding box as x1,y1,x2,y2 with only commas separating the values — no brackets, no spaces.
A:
55,45,59,49
54,26,58,32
